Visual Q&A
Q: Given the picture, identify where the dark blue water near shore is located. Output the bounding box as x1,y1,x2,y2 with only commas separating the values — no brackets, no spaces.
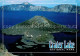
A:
0,11,80,45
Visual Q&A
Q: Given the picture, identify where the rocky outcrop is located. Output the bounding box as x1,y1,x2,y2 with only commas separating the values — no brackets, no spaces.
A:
0,43,18,56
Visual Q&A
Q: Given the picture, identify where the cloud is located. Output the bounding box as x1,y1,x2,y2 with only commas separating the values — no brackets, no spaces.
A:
0,0,2,3
0,0,78,7
6,1,14,3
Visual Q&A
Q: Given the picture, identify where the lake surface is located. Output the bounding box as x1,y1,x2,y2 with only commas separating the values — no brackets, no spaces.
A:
0,11,80,48
0,11,80,29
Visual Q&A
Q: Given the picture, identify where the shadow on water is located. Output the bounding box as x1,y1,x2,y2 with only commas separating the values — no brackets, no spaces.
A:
53,32,76,42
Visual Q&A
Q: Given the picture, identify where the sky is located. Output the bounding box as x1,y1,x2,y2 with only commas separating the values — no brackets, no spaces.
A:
0,0,80,7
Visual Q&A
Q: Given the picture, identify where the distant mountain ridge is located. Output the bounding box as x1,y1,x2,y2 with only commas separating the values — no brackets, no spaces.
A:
49,4,80,14
0,2,80,14
0,2,48,11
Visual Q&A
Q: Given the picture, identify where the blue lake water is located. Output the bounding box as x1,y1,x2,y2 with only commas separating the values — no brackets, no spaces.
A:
0,11,80,44
0,11,80,28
